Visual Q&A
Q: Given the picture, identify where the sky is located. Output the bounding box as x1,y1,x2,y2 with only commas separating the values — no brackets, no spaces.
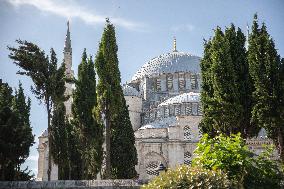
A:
0,0,284,178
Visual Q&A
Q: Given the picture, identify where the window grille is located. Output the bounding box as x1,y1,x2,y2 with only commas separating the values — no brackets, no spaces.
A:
184,151,192,165
184,126,191,141
146,162,159,176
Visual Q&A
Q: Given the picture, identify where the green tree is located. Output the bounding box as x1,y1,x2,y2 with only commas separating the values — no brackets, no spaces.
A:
95,19,137,178
200,24,259,138
0,80,34,180
72,49,103,179
248,14,284,160
8,41,65,180
200,27,243,136
224,25,259,137
111,97,138,178
50,102,69,180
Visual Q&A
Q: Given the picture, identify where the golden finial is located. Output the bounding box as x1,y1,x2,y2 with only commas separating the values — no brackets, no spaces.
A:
173,37,177,52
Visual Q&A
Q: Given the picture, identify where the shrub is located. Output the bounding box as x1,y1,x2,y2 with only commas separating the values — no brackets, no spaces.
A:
244,145,284,189
192,133,284,188
142,165,230,189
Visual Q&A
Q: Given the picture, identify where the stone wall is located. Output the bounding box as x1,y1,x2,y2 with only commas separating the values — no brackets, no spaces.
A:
0,180,146,189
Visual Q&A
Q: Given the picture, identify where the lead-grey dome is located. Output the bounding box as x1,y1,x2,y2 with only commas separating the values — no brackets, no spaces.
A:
158,92,200,107
123,84,140,97
131,51,201,81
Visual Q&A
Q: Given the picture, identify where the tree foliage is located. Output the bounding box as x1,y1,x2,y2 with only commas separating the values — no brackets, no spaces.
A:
50,102,69,180
8,40,66,180
0,80,34,181
72,49,104,179
248,14,284,161
95,19,137,179
200,25,258,137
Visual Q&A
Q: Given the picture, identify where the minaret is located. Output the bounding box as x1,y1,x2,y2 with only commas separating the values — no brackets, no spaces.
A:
246,23,250,50
63,21,74,117
173,37,178,52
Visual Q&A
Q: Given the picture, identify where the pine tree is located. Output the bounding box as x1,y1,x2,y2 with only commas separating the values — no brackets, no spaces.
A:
72,49,103,179
248,14,284,160
8,41,65,180
95,19,137,179
0,80,34,180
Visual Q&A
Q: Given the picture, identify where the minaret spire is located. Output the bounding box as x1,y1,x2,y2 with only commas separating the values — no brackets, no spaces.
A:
63,20,74,117
173,37,177,52
246,23,250,49
64,20,72,52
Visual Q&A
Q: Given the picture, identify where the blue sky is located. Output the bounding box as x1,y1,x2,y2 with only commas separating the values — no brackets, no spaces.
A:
1,0,284,177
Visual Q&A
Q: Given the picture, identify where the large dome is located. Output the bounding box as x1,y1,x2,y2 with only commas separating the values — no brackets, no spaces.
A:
131,51,201,81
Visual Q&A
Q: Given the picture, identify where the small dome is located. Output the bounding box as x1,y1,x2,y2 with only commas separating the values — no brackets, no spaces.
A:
139,117,177,130
158,92,200,106
132,51,201,81
123,84,140,97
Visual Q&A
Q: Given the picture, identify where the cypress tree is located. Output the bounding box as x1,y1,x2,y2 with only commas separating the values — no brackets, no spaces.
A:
224,25,259,137
95,19,137,179
50,102,69,179
0,81,34,180
200,24,259,138
248,14,284,160
72,49,103,179
200,27,242,136
200,39,216,136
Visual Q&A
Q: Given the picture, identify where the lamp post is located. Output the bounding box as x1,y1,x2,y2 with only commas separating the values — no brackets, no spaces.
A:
157,162,167,175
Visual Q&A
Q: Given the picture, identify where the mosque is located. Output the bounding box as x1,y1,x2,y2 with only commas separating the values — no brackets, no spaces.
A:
37,22,273,181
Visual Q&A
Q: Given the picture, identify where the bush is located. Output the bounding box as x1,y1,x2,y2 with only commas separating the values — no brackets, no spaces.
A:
192,133,284,189
192,133,252,182
142,165,230,189
244,145,284,189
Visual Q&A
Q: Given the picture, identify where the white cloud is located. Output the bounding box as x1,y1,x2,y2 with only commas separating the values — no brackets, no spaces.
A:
27,155,38,161
171,24,195,32
7,0,144,31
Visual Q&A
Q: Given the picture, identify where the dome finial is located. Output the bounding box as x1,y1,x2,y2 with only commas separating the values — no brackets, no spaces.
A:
173,37,177,52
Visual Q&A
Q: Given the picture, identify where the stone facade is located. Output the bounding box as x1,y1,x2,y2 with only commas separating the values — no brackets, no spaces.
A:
37,131,58,181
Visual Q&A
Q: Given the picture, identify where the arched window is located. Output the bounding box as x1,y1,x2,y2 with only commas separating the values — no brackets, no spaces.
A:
184,151,192,165
184,126,191,141
197,104,203,115
167,74,173,90
190,74,196,89
192,103,198,115
175,105,181,115
156,78,161,91
164,107,169,117
185,104,192,115
178,73,185,90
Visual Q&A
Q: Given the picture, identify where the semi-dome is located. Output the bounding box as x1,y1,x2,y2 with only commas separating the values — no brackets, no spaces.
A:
158,92,200,107
131,51,201,81
123,84,140,97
